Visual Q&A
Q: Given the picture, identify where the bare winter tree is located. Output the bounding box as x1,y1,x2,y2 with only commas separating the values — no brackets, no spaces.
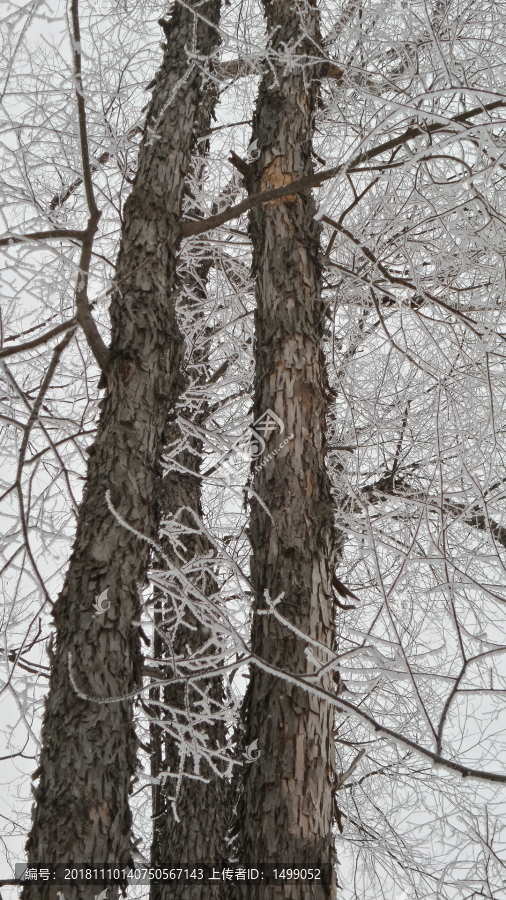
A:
231,0,339,894
147,82,232,897
1,0,222,896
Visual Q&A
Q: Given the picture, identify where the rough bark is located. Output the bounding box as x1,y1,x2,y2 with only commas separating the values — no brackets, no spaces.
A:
149,107,229,888
235,0,338,896
22,4,221,899
149,419,228,899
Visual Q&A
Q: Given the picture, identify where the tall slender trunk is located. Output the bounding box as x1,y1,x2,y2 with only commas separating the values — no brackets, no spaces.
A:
236,0,338,896
23,5,221,898
149,270,228,899
149,416,228,898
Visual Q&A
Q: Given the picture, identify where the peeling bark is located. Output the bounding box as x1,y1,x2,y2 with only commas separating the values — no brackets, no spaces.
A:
22,4,221,899
149,420,228,900
150,89,229,888
235,0,338,896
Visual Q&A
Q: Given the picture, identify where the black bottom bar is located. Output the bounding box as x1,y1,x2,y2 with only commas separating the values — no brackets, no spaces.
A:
14,864,333,886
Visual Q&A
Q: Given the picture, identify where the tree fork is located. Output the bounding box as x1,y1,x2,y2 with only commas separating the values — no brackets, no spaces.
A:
235,0,338,895
22,2,221,898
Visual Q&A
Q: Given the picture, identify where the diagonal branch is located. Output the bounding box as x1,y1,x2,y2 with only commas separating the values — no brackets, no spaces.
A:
324,215,506,343
248,651,506,784
363,477,506,554
180,100,505,239
0,319,77,359
0,229,85,247
335,748,366,788
14,329,76,606
180,167,341,236
347,99,506,170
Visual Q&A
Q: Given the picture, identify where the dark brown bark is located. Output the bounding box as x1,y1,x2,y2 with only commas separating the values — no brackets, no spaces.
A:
149,423,228,899
235,0,338,897
22,4,221,899
149,90,229,890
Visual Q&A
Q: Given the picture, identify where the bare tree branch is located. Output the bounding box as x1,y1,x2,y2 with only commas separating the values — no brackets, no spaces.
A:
0,320,77,359
0,229,85,247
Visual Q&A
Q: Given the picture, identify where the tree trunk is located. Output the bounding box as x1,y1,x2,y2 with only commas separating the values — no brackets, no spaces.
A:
150,193,229,895
23,4,221,898
149,420,228,899
236,0,338,896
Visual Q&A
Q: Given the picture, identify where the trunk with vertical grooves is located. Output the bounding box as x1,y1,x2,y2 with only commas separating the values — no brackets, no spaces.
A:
23,4,221,898
149,421,228,899
236,0,338,896
150,111,229,886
